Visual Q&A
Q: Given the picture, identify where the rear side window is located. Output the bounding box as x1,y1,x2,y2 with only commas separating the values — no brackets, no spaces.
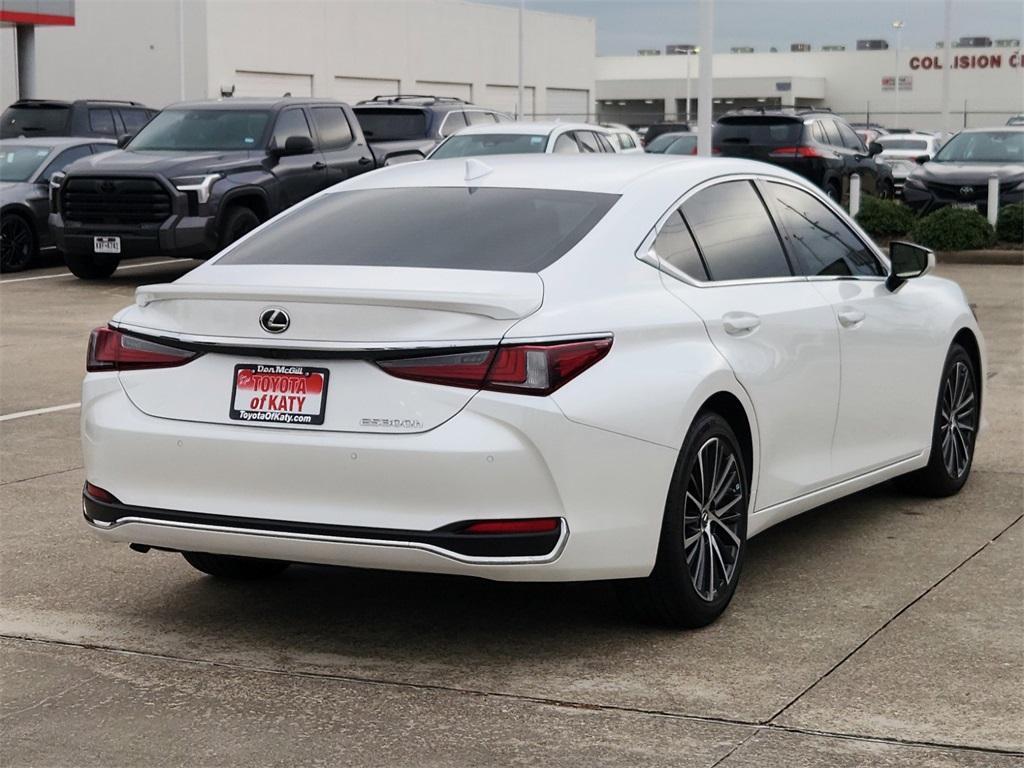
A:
272,108,312,146
595,133,615,152
819,120,843,147
354,108,428,141
0,105,70,138
618,133,636,150
89,109,116,135
120,109,151,133
835,121,865,151
715,117,803,146
439,110,467,137
217,187,619,272
553,133,580,153
575,131,601,153
311,107,353,149
768,183,883,277
466,111,497,126
651,210,707,281
681,181,791,281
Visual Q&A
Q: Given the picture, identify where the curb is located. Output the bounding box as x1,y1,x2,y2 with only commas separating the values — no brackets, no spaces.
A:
935,249,1023,266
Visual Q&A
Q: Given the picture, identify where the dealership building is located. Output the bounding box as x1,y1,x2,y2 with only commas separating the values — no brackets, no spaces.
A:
596,45,1024,130
0,0,596,119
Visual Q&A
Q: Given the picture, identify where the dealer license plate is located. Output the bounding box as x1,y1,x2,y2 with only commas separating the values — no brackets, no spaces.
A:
93,236,121,254
229,364,329,426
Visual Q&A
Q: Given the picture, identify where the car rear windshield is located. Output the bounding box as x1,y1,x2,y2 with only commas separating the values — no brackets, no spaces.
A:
354,108,429,141
0,105,70,138
714,117,803,146
0,145,52,181
878,138,929,150
216,187,619,272
128,109,271,151
932,131,1024,163
645,133,688,153
430,134,548,159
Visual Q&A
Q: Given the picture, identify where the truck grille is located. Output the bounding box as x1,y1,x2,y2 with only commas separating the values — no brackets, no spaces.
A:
62,177,172,225
925,180,1015,201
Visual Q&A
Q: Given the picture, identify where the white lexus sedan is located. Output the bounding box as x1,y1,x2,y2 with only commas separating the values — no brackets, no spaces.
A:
426,121,619,158
81,155,984,627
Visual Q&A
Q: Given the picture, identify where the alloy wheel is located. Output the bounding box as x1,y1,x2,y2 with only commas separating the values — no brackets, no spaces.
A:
940,360,976,479
682,437,745,602
0,217,34,272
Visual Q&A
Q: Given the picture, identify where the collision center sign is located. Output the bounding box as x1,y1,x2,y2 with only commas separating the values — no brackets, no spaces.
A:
910,52,1024,71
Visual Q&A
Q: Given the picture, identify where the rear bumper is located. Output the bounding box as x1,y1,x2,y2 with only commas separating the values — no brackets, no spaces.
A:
81,374,678,581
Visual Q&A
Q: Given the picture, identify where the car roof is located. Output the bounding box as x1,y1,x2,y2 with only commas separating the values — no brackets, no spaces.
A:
7,99,146,108
338,153,803,195
0,136,112,148
877,132,936,141
163,98,342,111
448,122,610,137
955,126,1024,134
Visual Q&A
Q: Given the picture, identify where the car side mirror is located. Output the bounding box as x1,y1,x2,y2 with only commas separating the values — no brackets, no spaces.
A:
272,135,314,157
116,133,133,149
887,241,935,292
914,154,931,164
868,141,883,156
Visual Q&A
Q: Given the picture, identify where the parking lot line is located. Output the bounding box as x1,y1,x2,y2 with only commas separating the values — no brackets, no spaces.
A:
0,260,183,285
0,403,81,422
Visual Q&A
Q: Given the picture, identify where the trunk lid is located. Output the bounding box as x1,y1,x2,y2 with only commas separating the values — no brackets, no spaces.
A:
114,265,542,434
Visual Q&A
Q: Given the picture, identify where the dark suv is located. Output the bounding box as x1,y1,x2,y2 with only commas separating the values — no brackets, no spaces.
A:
713,110,895,201
0,99,157,140
50,97,381,279
353,95,510,162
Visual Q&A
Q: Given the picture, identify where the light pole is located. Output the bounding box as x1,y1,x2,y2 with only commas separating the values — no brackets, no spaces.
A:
685,47,700,124
892,19,904,129
517,0,525,119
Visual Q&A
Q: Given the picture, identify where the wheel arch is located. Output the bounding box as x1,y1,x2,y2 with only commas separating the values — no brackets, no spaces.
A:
952,326,983,410
1,203,38,235
217,188,270,229
696,390,756,489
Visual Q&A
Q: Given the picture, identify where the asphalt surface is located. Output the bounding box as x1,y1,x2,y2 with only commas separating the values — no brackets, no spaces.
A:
1,256,1021,767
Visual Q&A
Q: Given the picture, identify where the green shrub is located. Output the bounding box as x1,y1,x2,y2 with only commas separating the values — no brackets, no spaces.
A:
854,197,916,237
996,203,1024,243
910,207,995,251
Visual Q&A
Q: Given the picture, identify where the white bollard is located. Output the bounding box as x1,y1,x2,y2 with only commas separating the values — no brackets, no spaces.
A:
987,175,999,228
849,174,861,217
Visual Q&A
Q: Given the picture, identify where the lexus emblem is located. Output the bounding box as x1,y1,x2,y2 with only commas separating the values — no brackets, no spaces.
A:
259,307,290,334
959,185,974,197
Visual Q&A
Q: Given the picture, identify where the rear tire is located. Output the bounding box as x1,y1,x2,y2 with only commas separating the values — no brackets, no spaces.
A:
825,180,842,203
618,412,750,628
878,179,895,200
0,213,37,272
218,206,260,250
898,343,979,497
182,551,290,580
63,250,119,280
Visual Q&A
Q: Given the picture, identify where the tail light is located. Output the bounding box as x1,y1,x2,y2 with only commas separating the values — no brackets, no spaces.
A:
768,146,824,158
84,481,120,504
377,337,612,396
690,146,721,155
463,518,560,534
87,327,197,372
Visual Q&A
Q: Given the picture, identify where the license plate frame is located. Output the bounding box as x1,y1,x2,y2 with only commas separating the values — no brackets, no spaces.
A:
229,364,330,426
952,202,978,211
93,236,121,254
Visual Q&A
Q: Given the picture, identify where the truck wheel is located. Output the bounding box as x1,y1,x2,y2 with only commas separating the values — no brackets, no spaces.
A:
219,206,260,250
63,250,120,280
0,213,37,272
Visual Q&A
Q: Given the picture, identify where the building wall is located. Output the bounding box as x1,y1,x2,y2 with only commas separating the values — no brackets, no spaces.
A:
597,48,1024,129
0,0,595,118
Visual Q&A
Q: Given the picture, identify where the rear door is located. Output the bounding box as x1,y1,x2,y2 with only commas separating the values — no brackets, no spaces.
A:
653,178,841,510
309,105,368,186
834,119,878,194
270,107,326,206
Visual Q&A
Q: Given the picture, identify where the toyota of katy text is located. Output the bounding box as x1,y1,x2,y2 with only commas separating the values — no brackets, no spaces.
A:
49,98,384,280
81,155,985,628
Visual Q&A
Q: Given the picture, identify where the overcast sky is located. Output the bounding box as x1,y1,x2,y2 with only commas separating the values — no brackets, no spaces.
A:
478,0,1024,55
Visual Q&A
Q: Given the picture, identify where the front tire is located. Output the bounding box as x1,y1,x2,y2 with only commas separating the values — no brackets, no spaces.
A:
63,250,120,280
0,213,37,272
218,206,260,250
182,551,290,580
899,343,979,497
619,412,749,628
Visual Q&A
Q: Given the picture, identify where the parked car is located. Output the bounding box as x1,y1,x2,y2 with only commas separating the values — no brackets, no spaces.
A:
600,123,644,153
80,154,983,628
645,132,699,155
50,97,391,280
427,122,618,158
0,137,115,271
643,121,691,147
713,110,895,200
0,99,157,140
1007,114,1024,126
353,95,510,163
874,132,944,193
903,127,1024,215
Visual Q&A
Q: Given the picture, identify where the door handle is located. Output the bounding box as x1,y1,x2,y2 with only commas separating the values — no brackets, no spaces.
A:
312,161,327,170
837,308,866,327
723,312,761,335
358,157,373,166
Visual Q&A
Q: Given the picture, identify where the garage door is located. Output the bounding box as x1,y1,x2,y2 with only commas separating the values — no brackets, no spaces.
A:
333,76,401,105
483,85,535,118
234,71,312,98
415,81,472,101
545,88,590,121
